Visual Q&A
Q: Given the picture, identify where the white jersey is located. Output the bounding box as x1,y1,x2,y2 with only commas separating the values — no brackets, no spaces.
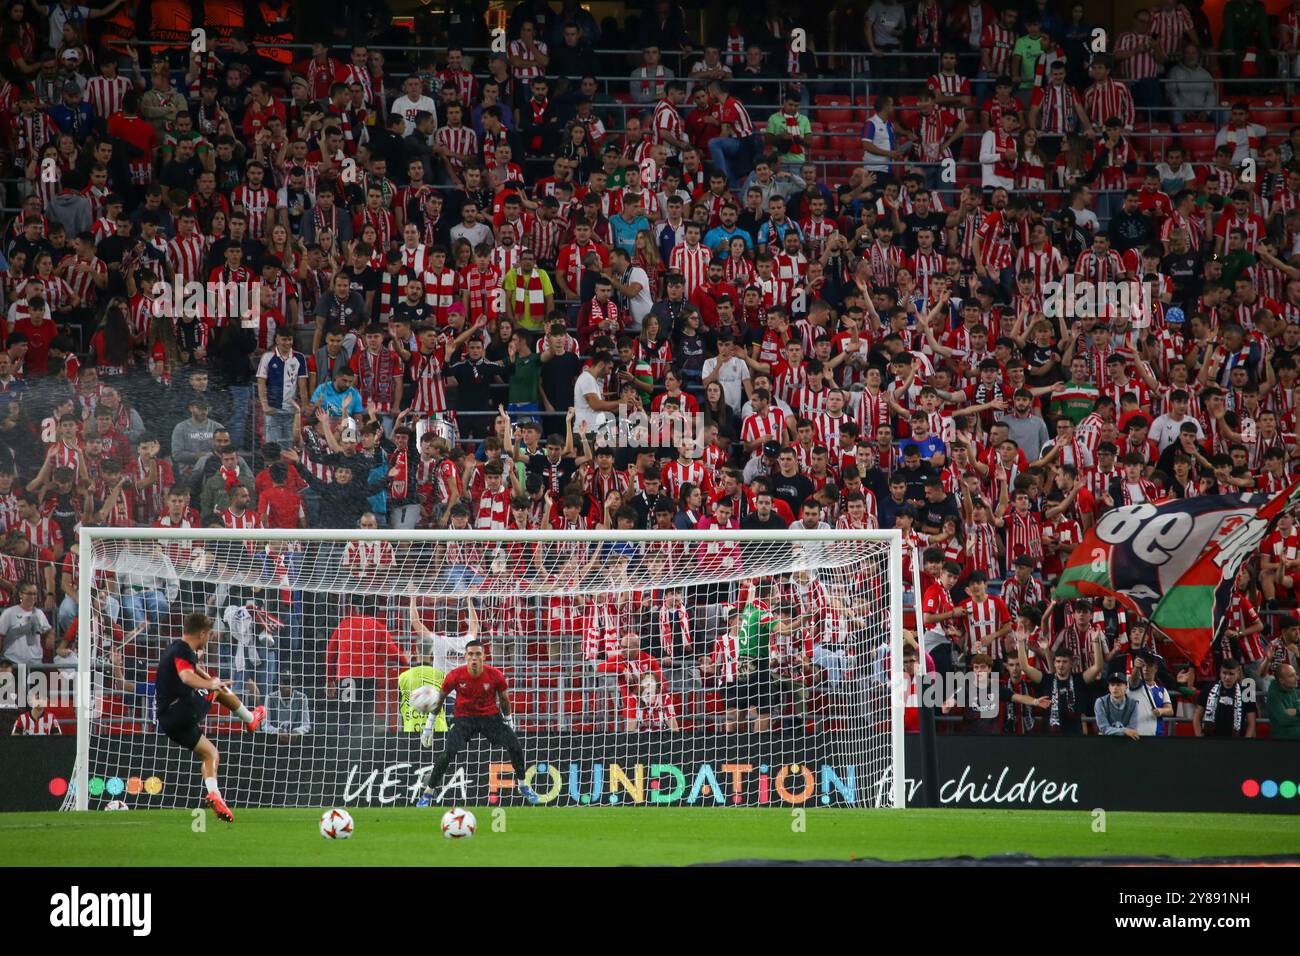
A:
424,630,470,673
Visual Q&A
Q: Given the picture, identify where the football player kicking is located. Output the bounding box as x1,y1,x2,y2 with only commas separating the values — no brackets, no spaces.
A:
154,612,266,822
417,639,540,805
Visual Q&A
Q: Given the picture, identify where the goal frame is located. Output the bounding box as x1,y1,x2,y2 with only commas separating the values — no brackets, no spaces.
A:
75,526,906,811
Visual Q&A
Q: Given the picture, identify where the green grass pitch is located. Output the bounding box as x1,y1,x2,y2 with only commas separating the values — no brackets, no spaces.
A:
1,808,1295,866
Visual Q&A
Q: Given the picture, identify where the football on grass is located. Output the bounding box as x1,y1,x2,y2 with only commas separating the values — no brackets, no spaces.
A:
410,685,438,714
441,808,476,839
320,808,354,840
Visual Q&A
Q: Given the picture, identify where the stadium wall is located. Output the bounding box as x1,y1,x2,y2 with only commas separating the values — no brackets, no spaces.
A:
3,736,1299,814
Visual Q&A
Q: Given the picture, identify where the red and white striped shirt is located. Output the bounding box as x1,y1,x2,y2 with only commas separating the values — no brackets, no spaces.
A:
913,108,956,163
166,233,207,284
962,594,1011,658
508,38,548,82
866,241,904,286
799,216,836,260
408,349,448,414
340,63,375,107
927,72,971,122
1226,590,1265,662
1075,248,1124,283
669,242,712,298
220,507,262,531
1084,79,1135,129
85,74,132,121
1115,31,1159,81
437,68,477,105
1004,509,1043,563
1030,83,1084,135
717,96,754,138
1160,210,1203,251
231,184,274,237
63,256,106,308
652,99,685,156
975,210,1016,270
527,216,565,265
965,521,1001,578
1015,244,1065,293
980,22,1016,76
1151,4,1194,58
435,125,478,172
13,710,60,734
741,408,788,449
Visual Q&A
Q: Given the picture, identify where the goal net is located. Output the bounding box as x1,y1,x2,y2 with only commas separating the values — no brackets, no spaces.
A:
66,528,905,811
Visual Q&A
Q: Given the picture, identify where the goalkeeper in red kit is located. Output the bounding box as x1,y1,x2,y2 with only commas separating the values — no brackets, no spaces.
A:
417,640,540,804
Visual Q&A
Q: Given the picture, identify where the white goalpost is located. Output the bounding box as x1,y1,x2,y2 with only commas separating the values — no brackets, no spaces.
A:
68,527,906,812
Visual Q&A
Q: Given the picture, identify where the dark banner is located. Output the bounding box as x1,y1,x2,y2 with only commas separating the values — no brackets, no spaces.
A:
3,734,1298,814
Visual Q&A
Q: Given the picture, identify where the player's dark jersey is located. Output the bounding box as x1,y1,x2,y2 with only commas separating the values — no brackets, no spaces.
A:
155,639,200,713
440,664,507,717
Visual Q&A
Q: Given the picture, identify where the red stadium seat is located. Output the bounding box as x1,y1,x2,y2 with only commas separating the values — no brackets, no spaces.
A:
1133,123,1170,160
895,94,919,131
814,94,855,124
830,134,859,153
1242,97,1290,128
1178,125,1216,162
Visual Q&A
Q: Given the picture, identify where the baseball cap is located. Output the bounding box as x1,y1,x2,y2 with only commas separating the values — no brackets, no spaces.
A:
762,440,781,457
62,79,81,95
1107,672,1128,685
1165,306,1185,325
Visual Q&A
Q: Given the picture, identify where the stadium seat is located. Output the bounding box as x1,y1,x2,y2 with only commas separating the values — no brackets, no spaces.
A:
814,94,855,124
1242,97,1290,127
1177,125,1216,161
830,134,859,153
1133,123,1171,160
896,94,919,131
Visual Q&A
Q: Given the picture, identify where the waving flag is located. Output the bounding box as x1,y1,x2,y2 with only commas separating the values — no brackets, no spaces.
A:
1054,483,1300,664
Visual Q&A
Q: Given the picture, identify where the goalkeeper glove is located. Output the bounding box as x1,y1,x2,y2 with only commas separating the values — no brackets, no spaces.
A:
420,713,437,749
503,714,515,730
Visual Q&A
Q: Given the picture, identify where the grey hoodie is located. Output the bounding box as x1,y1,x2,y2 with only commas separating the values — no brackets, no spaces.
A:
47,192,92,239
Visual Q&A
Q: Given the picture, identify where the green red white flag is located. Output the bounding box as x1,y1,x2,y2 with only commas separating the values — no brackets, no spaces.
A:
1053,483,1300,664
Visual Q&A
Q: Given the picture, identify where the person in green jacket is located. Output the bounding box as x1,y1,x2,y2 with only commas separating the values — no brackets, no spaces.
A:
1265,663,1300,740
1219,0,1272,78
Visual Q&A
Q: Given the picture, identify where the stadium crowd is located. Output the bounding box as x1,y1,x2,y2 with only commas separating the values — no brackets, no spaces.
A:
1,0,1300,741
